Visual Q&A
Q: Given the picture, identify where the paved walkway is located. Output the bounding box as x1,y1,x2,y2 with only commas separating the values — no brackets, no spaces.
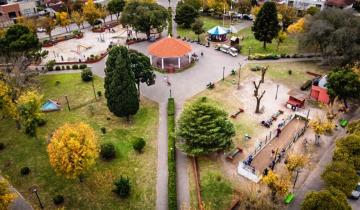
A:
0,176,33,210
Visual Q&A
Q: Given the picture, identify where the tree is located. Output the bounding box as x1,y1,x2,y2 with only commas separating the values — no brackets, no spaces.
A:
17,17,36,33
177,97,235,156
277,4,296,31
306,6,320,16
252,2,280,49
276,31,287,50
56,12,71,32
113,176,131,197
175,2,199,28
107,0,125,20
287,18,305,34
347,119,360,135
326,67,360,108
207,0,229,15
353,1,360,12
286,154,308,173
0,78,18,120
262,170,291,200
72,0,84,12
237,0,252,15
39,16,56,40
71,11,85,30
191,18,205,42
128,49,155,97
132,137,146,152
321,161,359,196
47,122,99,179
300,8,360,65
253,80,265,113
301,187,351,210
98,6,108,26
16,90,43,137
0,179,16,210
120,1,168,39
104,46,139,120
182,0,201,10
309,117,334,145
83,0,100,26
251,5,261,16
333,134,360,170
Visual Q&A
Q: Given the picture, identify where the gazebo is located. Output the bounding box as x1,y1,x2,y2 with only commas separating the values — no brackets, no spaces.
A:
148,36,192,70
207,26,230,42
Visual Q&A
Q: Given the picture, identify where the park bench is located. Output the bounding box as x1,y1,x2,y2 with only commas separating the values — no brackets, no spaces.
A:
230,108,244,118
226,147,243,161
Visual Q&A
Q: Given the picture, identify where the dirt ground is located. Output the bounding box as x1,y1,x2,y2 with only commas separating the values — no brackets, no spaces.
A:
250,118,306,173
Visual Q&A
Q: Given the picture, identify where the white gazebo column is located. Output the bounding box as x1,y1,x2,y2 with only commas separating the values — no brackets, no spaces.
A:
161,58,164,69
149,55,152,65
188,54,191,63
178,57,181,68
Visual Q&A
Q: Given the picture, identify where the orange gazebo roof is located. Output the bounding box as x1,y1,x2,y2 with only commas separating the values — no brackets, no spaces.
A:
148,37,192,58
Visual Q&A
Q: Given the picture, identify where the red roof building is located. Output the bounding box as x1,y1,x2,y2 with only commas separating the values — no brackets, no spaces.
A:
310,75,330,104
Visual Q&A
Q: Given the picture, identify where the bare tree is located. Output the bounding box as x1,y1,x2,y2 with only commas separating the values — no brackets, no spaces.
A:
253,80,266,113
260,65,269,83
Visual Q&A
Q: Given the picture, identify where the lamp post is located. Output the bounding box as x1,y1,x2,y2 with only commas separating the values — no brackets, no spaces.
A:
89,75,97,100
32,188,44,209
222,66,225,81
275,84,279,100
237,63,241,89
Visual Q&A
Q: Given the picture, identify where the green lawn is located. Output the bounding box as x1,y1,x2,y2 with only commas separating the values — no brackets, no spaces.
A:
237,27,302,55
177,16,231,42
0,73,158,210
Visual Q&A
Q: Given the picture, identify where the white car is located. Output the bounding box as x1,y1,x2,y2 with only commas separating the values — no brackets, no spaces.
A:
228,47,239,57
220,44,230,54
37,28,46,33
350,182,360,200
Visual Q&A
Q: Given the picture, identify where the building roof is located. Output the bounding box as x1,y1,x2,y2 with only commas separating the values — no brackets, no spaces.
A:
318,75,328,89
325,0,355,7
148,37,192,58
207,26,229,35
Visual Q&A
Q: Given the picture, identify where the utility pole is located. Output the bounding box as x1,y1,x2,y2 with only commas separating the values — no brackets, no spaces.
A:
222,66,225,81
275,84,279,100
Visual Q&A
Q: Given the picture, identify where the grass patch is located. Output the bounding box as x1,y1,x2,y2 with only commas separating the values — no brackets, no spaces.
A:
177,16,230,42
0,73,158,210
167,98,177,210
237,27,302,55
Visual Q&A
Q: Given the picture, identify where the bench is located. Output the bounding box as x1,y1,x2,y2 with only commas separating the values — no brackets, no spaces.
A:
226,147,243,161
230,108,244,118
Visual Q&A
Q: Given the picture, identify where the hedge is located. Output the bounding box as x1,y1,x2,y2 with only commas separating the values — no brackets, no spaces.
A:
167,7,173,36
168,97,177,210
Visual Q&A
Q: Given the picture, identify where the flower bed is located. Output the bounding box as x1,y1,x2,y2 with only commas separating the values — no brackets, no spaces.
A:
248,53,321,60
42,32,84,47
126,38,147,45
91,27,106,33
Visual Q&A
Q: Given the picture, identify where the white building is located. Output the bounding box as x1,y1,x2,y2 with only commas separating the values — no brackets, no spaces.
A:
283,0,326,10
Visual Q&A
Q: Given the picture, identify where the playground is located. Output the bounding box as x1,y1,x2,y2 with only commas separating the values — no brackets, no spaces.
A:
42,25,132,63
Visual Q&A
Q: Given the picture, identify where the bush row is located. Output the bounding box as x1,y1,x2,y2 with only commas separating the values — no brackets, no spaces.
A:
167,98,177,210
249,53,321,60
46,64,87,71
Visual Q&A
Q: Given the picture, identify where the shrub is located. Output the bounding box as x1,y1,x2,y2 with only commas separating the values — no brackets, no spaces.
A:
167,98,177,210
113,176,131,198
72,64,79,69
301,80,312,91
288,70,292,75
38,118,47,127
46,60,56,71
0,143,4,150
66,65,70,70
53,195,64,205
55,66,61,71
55,80,61,86
81,69,93,82
97,91,102,97
100,142,116,160
20,167,30,175
79,64,87,69
101,127,106,134
132,137,146,152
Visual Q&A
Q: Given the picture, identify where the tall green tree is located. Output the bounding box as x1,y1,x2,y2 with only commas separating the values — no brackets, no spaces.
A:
174,2,199,28
128,49,156,97
300,8,360,65
301,187,351,210
321,161,359,196
326,67,360,107
107,0,125,20
191,18,205,42
104,46,139,120
182,0,201,10
120,1,168,39
252,2,280,49
333,134,360,170
177,97,235,156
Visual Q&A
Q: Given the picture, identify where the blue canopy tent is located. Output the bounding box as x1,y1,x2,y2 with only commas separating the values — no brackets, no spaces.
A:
207,26,230,42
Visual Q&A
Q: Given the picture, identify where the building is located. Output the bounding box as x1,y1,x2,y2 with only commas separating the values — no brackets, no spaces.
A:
310,75,330,104
325,0,356,8
283,0,326,10
0,0,37,26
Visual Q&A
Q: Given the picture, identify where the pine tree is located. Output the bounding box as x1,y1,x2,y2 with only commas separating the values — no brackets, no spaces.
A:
252,2,280,49
104,46,139,120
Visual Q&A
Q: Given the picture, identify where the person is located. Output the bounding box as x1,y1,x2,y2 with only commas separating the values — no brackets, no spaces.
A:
276,128,281,137
263,168,269,176
201,51,204,56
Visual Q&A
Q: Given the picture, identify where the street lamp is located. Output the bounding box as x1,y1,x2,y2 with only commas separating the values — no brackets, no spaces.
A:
237,63,242,89
222,66,225,81
89,75,97,100
32,188,44,209
275,84,279,100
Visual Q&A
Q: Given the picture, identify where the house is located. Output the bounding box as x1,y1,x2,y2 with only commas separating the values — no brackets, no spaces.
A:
0,0,37,27
283,0,326,10
310,75,330,104
325,0,356,8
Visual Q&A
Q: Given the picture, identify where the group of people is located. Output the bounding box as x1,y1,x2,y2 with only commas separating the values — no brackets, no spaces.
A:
263,148,286,175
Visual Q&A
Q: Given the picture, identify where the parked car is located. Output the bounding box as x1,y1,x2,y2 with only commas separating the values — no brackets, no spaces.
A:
228,47,239,57
243,14,254,21
215,44,238,57
350,182,360,200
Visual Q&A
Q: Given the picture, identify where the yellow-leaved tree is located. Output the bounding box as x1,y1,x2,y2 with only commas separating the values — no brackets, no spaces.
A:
286,153,308,172
0,80,19,120
262,170,291,200
38,16,57,40
83,0,100,27
56,12,71,32
287,18,305,34
71,11,85,30
251,5,261,17
17,16,37,33
0,178,17,209
16,90,43,137
48,122,99,179
309,117,334,145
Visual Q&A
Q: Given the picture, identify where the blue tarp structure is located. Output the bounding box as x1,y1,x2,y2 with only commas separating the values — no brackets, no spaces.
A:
207,26,230,35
